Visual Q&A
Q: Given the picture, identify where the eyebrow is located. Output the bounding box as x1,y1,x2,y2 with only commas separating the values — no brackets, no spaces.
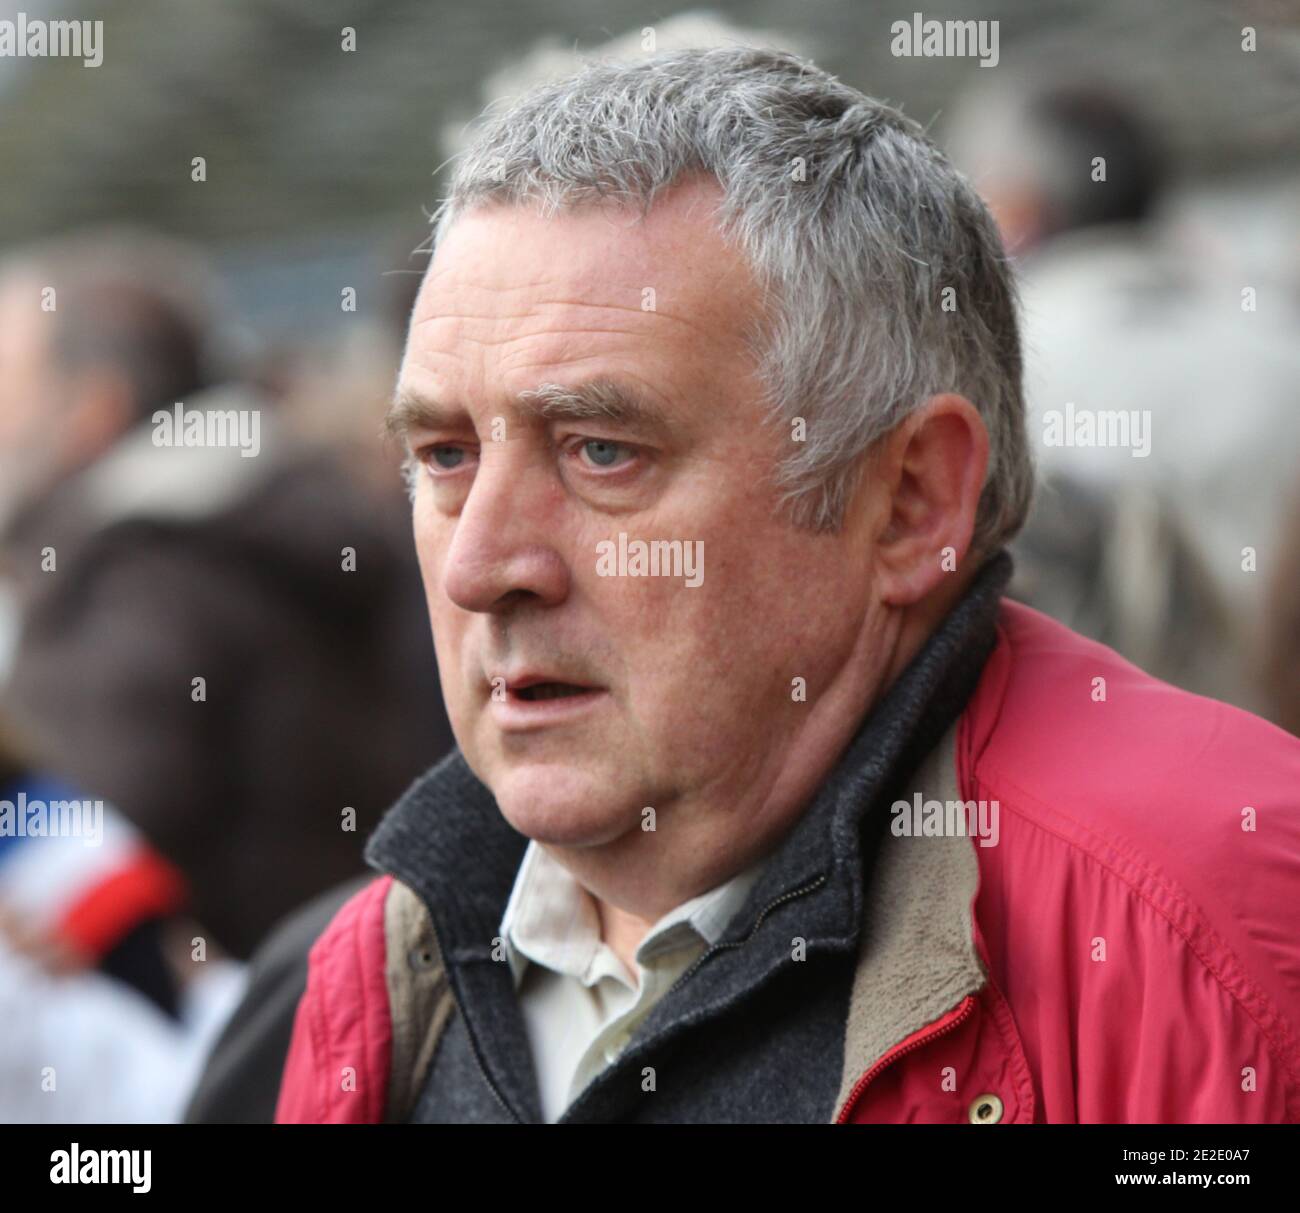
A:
384,389,457,443
385,377,672,443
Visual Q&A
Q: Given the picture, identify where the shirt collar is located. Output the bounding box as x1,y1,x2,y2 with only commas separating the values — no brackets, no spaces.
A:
497,839,769,989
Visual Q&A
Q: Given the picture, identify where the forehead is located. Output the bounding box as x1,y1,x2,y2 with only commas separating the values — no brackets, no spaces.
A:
423,175,748,300
402,178,762,407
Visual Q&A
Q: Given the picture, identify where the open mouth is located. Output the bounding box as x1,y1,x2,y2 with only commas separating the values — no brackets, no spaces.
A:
514,682,592,702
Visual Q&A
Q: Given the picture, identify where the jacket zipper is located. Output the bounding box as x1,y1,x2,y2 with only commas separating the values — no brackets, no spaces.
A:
669,873,829,998
833,993,977,1123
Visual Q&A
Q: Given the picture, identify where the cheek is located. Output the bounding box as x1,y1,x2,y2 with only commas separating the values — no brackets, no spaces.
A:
685,533,861,687
596,551,785,718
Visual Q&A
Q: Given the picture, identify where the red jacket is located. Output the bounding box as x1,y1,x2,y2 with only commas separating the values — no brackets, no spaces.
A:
277,601,1300,1123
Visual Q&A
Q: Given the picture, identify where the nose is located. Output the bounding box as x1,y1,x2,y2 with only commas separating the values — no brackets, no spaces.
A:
440,445,570,614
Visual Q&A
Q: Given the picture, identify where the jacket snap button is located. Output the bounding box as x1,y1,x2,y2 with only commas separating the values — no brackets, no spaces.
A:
968,1093,1003,1124
407,943,438,971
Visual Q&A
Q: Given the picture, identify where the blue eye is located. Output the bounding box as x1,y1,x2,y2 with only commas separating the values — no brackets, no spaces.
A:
581,440,627,467
429,446,466,470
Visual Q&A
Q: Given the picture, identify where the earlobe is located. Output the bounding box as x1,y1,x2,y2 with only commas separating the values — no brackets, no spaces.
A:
874,395,989,607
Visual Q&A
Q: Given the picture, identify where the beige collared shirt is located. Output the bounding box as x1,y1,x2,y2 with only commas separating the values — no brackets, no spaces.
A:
498,839,768,1122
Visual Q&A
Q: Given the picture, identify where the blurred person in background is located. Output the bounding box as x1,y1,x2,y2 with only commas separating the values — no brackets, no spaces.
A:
0,227,455,963
0,715,245,1122
946,80,1300,725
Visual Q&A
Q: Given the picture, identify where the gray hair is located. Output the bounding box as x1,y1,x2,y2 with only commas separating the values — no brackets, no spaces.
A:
430,45,1033,556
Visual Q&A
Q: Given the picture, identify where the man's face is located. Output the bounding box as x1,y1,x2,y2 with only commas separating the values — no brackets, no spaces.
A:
394,178,880,858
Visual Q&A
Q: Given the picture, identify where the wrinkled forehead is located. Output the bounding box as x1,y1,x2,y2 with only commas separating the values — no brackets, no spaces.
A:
400,183,766,431
411,179,758,339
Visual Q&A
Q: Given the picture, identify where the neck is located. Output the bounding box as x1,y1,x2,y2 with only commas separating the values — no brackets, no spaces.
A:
593,895,653,989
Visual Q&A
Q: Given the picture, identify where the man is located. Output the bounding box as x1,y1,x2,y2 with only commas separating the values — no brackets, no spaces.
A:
0,230,454,960
268,47,1299,1123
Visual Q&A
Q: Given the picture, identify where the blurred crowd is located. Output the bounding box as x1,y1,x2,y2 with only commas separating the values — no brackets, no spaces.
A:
0,12,1297,1123
945,77,1300,732
0,222,456,1121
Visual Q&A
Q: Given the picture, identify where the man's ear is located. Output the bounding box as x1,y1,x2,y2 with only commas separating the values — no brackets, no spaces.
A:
64,368,136,472
872,394,989,606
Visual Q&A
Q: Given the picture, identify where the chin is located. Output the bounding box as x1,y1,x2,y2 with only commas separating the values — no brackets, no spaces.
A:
488,759,637,848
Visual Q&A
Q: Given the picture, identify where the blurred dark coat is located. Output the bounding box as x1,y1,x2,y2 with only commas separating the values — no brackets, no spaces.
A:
185,874,366,1122
0,393,454,959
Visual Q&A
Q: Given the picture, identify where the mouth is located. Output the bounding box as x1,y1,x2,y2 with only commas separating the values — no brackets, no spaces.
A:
513,681,592,702
490,673,607,730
